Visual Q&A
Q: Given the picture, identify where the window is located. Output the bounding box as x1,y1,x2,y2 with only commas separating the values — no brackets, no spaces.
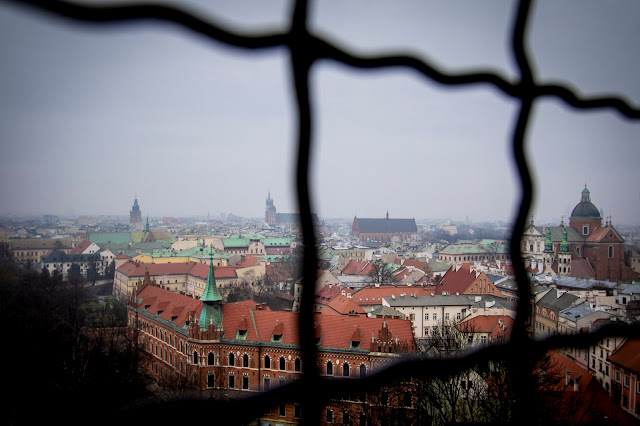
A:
326,409,333,423
294,404,301,419
433,313,437,321
279,356,286,371
327,361,333,375
243,354,249,367
343,362,350,377
207,373,215,388
228,352,234,366
264,355,271,369
625,375,630,388
264,376,271,391
208,352,215,366
424,313,429,320
342,412,350,424
608,245,614,258
242,375,249,390
228,374,235,389
294,357,301,372
279,403,286,417
360,364,367,378
445,312,450,321
193,351,199,365
616,371,621,382
583,225,589,235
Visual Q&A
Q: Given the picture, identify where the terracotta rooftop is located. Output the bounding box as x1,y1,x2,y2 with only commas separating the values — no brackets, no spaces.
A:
608,339,640,374
134,283,416,352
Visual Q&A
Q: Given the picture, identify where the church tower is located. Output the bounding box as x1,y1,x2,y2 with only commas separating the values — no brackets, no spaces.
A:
129,196,143,229
265,191,277,226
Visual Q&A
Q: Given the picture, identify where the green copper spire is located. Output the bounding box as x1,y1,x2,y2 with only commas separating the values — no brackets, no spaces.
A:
198,249,223,331
200,249,222,303
544,227,553,253
560,227,570,253
144,215,150,233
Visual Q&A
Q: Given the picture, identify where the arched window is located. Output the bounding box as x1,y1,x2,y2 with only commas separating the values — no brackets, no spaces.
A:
264,355,271,369
279,356,286,371
360,364,367,378
243,354,249,367
294,358,301,372
207,373,215,388
343,362,350,377
228,352,235,366
327,361,333,375
529,244,533,251
609,245,614,258
193,351,199,365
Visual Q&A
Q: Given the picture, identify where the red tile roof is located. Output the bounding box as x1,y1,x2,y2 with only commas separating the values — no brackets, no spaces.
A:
117,260,238,280
236,256,261,267
71,240,92,254
456,315,513,341
135,283,416,352
341,259,374,276
437,263,504,297
608,339,640,374
319,294,366,316
352,285,433,306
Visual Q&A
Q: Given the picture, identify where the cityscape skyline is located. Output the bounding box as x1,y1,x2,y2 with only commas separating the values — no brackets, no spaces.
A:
1,1,639,224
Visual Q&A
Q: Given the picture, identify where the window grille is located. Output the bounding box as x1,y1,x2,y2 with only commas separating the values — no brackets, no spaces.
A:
6,0,640,425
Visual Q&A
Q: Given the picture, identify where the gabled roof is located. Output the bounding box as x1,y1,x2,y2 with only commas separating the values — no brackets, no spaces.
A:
354,217,417,234
537,289,581,312
135,282,416,352
569,258,595,279
456,315,513,340
586,224,623,243
437,263,496,295
71,240,93,254
341,259,374,276
608,339,640,374
319,294,366,316
352,286,434,306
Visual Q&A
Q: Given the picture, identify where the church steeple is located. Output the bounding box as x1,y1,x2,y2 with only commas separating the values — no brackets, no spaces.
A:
198,248,223,332
560,227,570,253
144,215,150,233
544,227,553,253
201,249,222,303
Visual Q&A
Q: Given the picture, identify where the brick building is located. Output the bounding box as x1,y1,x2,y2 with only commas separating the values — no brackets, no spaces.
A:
127,255,418,424
521,186,638,281
351,212,417,243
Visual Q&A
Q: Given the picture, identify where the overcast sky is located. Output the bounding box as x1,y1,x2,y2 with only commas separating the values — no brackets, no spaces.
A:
1,1,639,225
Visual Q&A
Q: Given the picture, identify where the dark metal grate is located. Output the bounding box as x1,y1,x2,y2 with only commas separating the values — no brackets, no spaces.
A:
6,0,640,424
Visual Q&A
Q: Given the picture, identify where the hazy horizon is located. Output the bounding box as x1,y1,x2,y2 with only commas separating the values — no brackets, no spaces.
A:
2,2,638,226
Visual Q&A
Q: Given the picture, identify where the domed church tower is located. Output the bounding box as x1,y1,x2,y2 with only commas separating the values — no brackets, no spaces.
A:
569,185,602,237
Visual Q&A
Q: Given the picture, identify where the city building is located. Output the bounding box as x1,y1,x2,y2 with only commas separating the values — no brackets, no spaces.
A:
521,186,638,282
9,237,73,264
127,257,418,424
351,212,418,243
608,339,640,419
264,192,319,229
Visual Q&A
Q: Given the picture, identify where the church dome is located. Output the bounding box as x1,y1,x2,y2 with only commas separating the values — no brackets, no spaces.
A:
570,186,601,219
